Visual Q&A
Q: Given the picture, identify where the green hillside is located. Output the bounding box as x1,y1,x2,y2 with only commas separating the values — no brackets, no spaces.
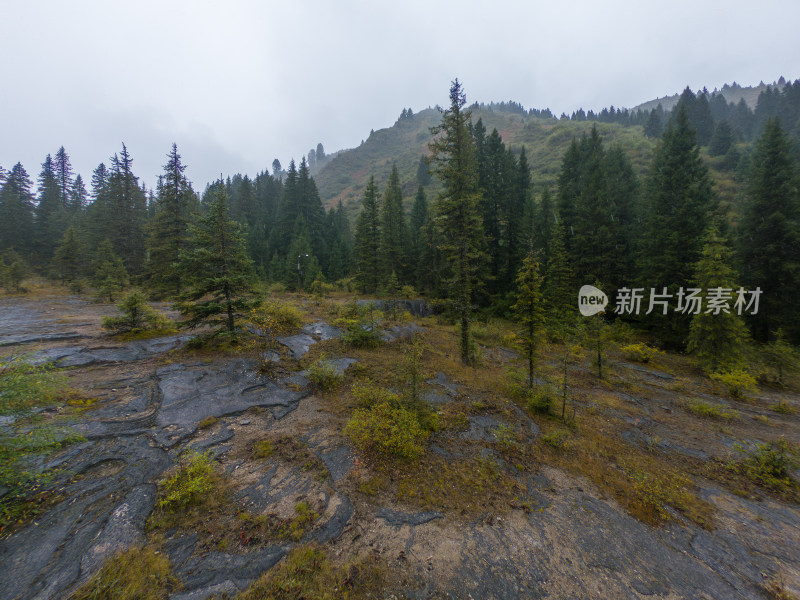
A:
315,106,658,218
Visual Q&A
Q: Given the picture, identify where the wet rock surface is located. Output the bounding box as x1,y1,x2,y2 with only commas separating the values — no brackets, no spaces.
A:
2,295,799,600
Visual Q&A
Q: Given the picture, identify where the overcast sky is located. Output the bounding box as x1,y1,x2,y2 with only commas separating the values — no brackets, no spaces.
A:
2,0,798,192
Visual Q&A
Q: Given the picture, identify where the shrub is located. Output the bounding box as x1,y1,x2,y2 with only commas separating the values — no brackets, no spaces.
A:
621,343,661,363
306,356,343,392
156,452,218,513
350,380,401,409
341,323,383,348
308,278,335,299
526,387,554,415
542,430,568,449
265,282,287,294
249,300,304,336
102,291,171,334
345,402,428,459
69,546,180,600
710,369,757,398
733,438,798,493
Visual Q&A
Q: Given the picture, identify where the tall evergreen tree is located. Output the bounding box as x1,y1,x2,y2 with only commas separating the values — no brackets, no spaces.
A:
53,146,74,209
513,251,545,387
687,224,751,371
106,145,147,273
178,185,256,335
0,163,35,255
379,164,406,286
353,176,382,293
35,154,66,261
69,174,88,212
428,79,486,364
639,105,715,344
53,225,85,284
147,143,198,296
739,118,800,342
408,185,429,285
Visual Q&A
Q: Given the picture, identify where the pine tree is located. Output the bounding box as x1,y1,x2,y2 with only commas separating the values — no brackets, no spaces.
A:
353,176,382,293
0,163,35,255
379,164,406,287
178,185,256,335
69,174,88,212
543,221,575,334
513,251,545,387
639,104,715,345
408,185,429,284
92,239,129,302
53,225,85,284
35,154,66,262
686,224,751,371
106,145,147,274
1,250,29,292
739,118,800,342
147,143,198,297
53,146,74,209
428,80,486,364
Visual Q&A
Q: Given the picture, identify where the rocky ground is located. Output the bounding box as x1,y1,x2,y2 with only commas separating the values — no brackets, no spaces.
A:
0,294,799,599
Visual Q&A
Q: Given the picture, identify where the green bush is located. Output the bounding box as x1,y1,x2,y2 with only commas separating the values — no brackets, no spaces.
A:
710,369,757,398
620,343,661,363
102,291,171,334
309,278,335,298
341,323,383,348
251,439,273,459
345,402,428,459
306,356,343,392
156,452,218,513
542,430,568,449
733,438,798,492
526,387,554,415
249,300,304,336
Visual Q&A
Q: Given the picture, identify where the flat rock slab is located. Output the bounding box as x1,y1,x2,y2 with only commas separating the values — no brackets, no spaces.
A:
278,333,317,358
382,323,424,342
302,321,343,341
617,362,676,381
426,372,459,395
0,331,89,347
29,333,193,367
154,359,307,444
460,415,504,442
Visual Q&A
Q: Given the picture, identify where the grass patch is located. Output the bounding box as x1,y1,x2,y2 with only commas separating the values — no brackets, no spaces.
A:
0,424,85,535
682,398,739,420
771,399,796,415
249,436,327,478
69,546,180,600
620,343,662,363
0,356,68,414
235,543,384,600
197,416,218,429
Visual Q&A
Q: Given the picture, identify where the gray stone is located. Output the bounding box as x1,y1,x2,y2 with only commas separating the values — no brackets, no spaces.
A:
426,372,459,395
421,389,451,406
277,333,316,358
302,321,343,340
460,415,503,442
317,445,353,482
79,484,157,580
382,323,424,342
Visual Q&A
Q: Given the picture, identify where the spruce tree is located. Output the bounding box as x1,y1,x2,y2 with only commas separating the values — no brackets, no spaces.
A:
513,251,545,387
543,221,575,335
739,118,800,342
353,176,382,293
428,80,486,364
0,163,35,254
35,154,66,262
53,146,74,209
70,174,88,212
92,239,129,302
686,224,751,372
379,164,406,287
53,225,85,284
177,185,256,335
147,143,198,297
1,250,29,293
408,185,429,286
639,104,715,344
106,145,147,274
